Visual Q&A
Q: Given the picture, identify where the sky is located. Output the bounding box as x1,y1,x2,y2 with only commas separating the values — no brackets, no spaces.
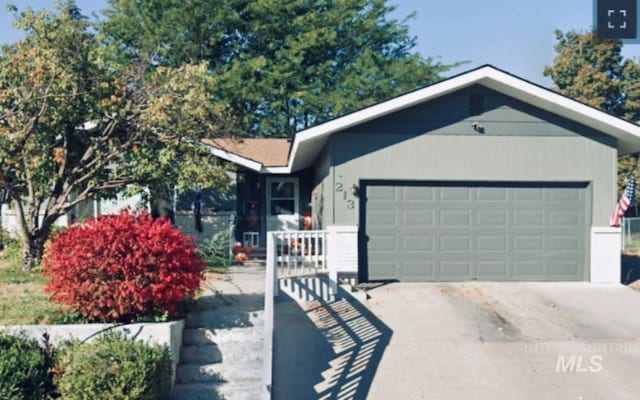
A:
1,0,639,86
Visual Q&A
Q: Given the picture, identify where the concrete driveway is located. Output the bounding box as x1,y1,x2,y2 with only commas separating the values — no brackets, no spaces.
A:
365,282,640,400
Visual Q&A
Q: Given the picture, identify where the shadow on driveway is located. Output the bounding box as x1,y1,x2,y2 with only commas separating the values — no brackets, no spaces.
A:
273,278,392,400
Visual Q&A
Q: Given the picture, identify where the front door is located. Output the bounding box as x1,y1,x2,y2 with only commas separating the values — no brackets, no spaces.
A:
266,177,299,231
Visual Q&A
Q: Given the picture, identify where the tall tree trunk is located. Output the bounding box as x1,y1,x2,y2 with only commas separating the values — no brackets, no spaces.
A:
21,232,48,271
0,204,4,251
17,204,57,271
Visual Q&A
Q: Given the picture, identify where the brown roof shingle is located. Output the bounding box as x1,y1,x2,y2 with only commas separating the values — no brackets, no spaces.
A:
203,138,291,167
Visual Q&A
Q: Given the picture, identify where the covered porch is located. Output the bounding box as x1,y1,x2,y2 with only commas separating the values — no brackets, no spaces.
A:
233,169,314,250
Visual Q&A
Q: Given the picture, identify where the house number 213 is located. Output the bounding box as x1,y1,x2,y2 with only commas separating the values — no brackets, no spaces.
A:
335,182,355,209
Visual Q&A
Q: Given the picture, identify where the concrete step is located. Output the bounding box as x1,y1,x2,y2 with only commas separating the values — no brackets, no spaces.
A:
182,327,264,345
181,340,264,365
180,344,222,364
186,309,264,329
176,361,263,384
242,260,265,267
191,292,264,312
172,382,264,400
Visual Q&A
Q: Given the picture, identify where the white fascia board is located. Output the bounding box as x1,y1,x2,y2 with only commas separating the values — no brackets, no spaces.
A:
208,146,263,172
261,166,290,174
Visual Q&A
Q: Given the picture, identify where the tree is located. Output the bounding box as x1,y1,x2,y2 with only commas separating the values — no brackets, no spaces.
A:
100,0,456,137
0,2,229,269
544,30,640,199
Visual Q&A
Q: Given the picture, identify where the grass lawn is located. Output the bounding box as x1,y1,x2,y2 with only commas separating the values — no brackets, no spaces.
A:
0,256,64,325
0,248,227,325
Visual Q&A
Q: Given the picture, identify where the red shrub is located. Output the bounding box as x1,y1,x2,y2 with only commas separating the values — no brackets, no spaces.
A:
42,210,205,322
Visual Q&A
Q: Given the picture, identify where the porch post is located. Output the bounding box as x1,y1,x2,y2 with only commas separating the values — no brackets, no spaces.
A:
266,231,278,296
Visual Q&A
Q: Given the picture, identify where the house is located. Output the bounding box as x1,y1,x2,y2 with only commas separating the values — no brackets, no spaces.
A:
206,65,640,284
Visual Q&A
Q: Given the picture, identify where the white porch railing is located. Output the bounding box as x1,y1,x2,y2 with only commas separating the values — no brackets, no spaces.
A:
273,230,329,275
266,226,359,297
263,225,358,399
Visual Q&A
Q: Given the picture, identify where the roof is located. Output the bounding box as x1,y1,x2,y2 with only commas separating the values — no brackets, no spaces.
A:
204,65,640,174
202,138,291,172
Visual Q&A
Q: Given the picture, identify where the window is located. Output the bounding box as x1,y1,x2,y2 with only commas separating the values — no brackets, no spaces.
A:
270,181,295,215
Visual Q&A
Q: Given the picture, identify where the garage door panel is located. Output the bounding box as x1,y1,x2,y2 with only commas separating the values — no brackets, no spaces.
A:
402,235,434,251
440,187,471,201
439,260,473,280
477,260,509,278
548,210,580,226
402,210,434,226
368,185,397,200
476,236,508,252
513,236,544,252
368,261,398,280
440,210,472,225
402,186,434,200
368,235,397,251
440,236,471,252
476,210,508,226
368,209,397,225
549,236,580,251
364,182,588,281
513,210,545,226
548,259,582,277
512,187,545,201
513,260,545,277
403,261,435,281
476,187,508,201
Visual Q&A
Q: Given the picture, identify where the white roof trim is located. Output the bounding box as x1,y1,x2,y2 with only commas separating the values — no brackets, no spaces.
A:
207,146,263,172
285,65,640,171
261,166,290,174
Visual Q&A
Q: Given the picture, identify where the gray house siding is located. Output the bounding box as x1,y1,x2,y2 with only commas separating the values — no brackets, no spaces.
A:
311,143,333,230
350,85,616,144
317,86,617,228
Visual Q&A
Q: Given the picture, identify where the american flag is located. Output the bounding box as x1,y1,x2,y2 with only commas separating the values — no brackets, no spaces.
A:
610,176,636,227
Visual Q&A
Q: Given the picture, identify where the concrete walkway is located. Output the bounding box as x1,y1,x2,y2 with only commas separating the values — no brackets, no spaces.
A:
273,277,391,400
172,266,266,400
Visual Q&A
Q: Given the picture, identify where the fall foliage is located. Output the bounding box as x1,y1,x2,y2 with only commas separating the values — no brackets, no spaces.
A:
42,210,205,322
0,2,230,269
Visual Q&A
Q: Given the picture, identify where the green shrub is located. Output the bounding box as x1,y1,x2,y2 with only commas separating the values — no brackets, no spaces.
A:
198,226,233,270
0,228,10,251
0,332,51,400
56,331,171,400
0,232,23,269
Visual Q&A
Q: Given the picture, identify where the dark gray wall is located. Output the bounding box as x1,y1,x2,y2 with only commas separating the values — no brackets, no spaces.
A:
314,85,617,227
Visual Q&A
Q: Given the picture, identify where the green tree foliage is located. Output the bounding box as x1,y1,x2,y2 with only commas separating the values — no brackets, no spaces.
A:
101,0,455,137
0,1,230,269
544,30,640,199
